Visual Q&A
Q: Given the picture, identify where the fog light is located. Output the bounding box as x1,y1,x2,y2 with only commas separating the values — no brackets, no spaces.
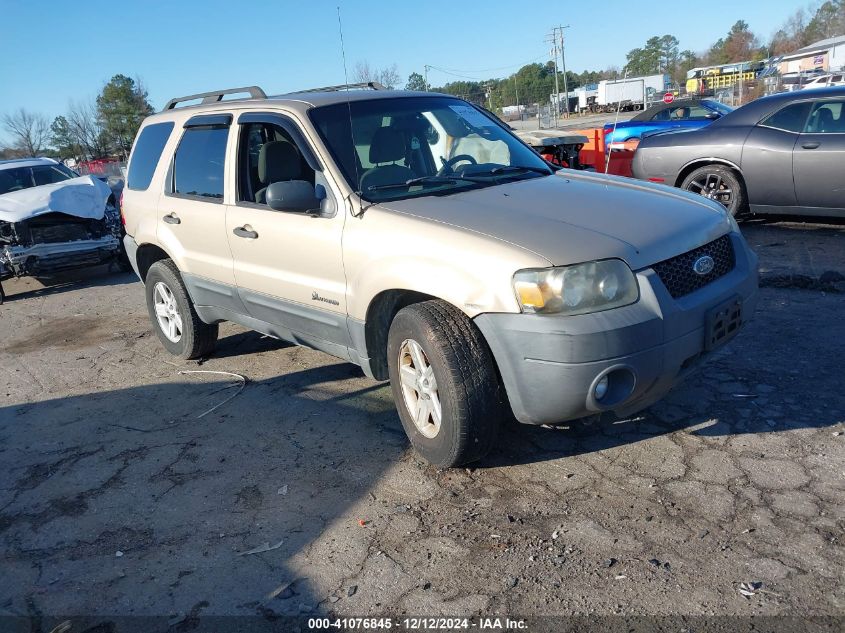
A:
595,376,609,400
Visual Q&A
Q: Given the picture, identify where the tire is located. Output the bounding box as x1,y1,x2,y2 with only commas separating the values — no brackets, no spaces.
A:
681,165,747,217
386,300,504,468
145,259,218,359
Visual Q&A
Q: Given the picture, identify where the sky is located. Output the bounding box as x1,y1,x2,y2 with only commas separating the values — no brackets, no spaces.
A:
0,0,807,144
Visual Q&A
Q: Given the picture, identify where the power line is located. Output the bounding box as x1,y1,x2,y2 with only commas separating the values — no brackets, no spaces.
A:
426,54,548,79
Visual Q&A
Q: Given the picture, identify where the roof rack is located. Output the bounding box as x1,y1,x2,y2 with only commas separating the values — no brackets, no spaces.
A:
163,86,267,111
294,82,387,93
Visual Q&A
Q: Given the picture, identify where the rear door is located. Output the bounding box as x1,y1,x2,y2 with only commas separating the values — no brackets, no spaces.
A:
794,98,845,213
740,100,810,208
157,114,241,309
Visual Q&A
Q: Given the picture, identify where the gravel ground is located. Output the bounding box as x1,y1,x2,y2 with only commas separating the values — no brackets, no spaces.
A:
0,218,843,631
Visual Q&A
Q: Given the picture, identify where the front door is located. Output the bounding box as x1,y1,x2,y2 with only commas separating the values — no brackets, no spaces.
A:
224,114,349,349
741,101,807,208
794,98,845,212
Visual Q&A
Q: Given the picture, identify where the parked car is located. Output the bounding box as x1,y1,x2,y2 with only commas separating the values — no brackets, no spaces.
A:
801,72,845,90
631,86,845,217
0,157,128,303
122,84,758,467
603,99,733,151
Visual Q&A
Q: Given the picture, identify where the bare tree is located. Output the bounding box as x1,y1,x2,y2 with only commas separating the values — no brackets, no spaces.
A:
353,61,400,89
378,64,401,90
353,60,375,83
2,108,49,157
67,99,109,158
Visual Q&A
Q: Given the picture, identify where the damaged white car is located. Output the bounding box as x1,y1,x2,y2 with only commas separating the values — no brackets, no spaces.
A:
0,158,129,303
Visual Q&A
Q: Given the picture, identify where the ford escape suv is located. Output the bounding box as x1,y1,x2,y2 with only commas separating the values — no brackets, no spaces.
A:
122,84,758,467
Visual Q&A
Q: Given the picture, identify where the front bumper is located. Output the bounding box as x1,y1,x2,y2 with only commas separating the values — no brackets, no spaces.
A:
474,231,759,425
1,237,121,278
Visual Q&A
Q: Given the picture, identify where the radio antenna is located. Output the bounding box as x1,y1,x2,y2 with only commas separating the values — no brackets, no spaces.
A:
337,6,364,216
605,67,629,174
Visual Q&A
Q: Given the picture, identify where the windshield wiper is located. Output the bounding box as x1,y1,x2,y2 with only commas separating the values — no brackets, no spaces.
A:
485,165,552,176
365,175,478,192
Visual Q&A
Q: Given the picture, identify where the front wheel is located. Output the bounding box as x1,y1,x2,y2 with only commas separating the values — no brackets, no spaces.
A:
145,259,218,359
681,165,747,217
387,300,504,468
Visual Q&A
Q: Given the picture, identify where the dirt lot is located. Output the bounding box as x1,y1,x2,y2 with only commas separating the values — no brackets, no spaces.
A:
1,218,844,631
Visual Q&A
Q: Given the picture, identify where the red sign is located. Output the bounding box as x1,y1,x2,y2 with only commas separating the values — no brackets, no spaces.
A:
662,92,675,104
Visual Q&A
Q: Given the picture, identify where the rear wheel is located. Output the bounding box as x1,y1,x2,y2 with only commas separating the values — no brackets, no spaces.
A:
681,165,746,217
387,300,504,468
145,259,218,359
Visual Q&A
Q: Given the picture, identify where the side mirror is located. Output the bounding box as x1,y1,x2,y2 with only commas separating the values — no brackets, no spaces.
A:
266,180,320,213
705,111,721,120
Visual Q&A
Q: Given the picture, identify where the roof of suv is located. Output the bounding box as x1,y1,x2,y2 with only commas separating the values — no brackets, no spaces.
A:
271,88,435,107
147,88,447,122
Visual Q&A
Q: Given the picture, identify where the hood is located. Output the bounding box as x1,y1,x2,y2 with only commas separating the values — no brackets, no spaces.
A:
380,172,732,270
0,175,112,223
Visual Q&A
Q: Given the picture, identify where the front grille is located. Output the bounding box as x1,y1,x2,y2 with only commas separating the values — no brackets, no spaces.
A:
652,234,735,299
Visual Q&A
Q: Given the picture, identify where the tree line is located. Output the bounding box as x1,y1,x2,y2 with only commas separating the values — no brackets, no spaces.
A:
411,0,844,110
1,74,153,162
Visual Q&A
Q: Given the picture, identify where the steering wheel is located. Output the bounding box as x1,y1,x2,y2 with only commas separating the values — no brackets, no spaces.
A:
437,154,477,176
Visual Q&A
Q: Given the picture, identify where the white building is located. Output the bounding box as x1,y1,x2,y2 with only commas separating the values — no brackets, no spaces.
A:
777,34,845,73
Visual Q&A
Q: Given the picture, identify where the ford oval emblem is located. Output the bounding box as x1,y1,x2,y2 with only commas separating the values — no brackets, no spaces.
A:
693,255,715,276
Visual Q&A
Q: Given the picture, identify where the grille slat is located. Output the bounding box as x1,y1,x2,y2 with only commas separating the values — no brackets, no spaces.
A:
652,235,735,299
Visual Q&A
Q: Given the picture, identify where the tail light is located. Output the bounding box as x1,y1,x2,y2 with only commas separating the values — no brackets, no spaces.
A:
119,191,125,226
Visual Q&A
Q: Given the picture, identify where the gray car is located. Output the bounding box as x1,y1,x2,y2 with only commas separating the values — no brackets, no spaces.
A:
631,86,845,218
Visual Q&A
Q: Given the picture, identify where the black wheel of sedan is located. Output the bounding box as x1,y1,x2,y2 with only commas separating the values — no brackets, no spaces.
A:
387,300,504,468
145,259,218,360
681,165,747,217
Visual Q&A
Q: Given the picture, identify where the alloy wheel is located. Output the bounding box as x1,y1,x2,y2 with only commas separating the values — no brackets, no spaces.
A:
686,172,733,208
153,281,183,343
397,338,442,439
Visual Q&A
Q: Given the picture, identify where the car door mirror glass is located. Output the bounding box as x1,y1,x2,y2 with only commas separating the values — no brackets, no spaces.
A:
266,180,320,213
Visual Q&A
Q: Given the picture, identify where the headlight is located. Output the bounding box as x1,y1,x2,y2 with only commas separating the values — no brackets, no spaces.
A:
513,259,639,315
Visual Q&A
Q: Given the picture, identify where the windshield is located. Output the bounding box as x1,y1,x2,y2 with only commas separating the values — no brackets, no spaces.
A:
309,96,552,202
0,163,76,195
702,99,734,116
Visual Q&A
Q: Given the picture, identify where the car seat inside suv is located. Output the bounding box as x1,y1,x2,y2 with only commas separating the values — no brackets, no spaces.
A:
359,127,415,192
255,140,303,203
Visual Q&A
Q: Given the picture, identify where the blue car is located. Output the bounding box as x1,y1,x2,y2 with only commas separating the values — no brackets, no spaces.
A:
603,98,733,152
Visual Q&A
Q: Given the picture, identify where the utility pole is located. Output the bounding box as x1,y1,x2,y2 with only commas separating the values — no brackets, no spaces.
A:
484,82,495,111
545,32,560,128
552,25,571,118
424,65,431,91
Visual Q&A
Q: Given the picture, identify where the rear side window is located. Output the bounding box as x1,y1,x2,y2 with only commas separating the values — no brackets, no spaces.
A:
127,122,174,190
759,102,812,133
805,100,845,133
171,127,228,200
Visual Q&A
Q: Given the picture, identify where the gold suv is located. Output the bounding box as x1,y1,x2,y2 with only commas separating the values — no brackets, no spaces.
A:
122,84,758,467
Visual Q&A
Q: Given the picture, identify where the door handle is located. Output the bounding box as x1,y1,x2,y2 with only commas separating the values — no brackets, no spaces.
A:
162,213,181,225
232,226,258,239
801,141,820,149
